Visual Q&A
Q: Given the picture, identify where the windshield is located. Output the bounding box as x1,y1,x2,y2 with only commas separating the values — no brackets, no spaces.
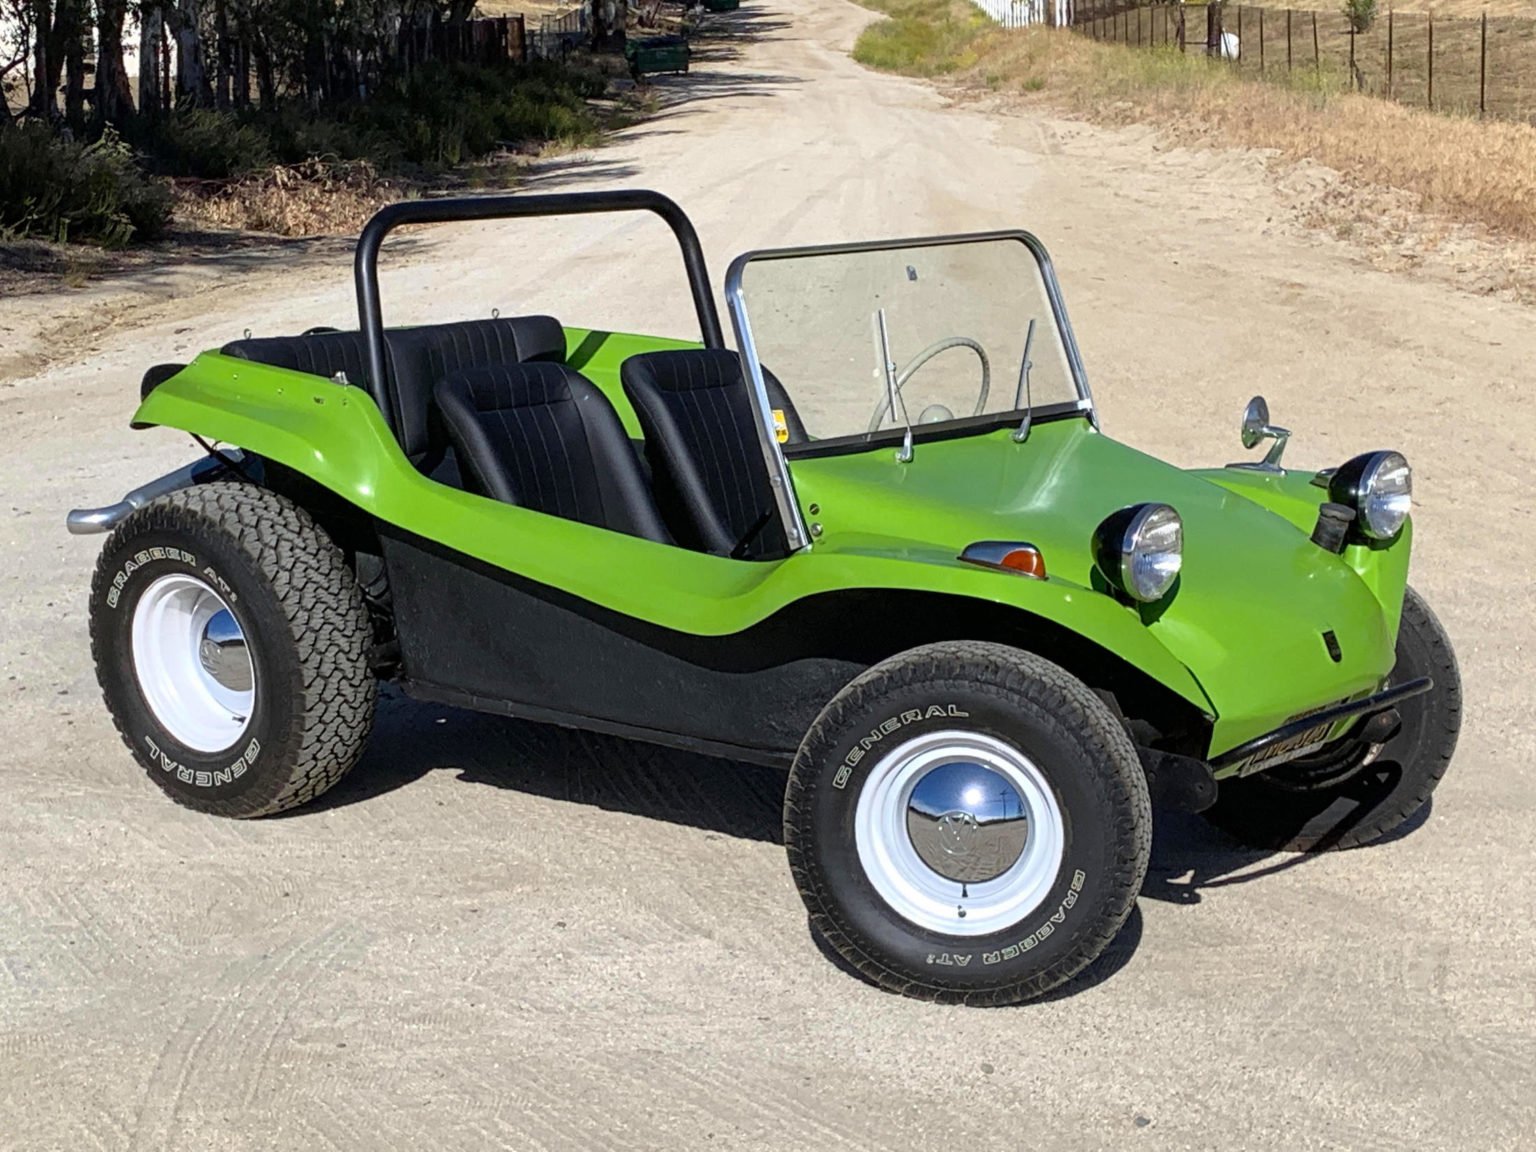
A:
727,234,1088,454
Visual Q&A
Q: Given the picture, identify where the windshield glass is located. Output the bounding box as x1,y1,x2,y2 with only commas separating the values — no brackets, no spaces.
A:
729,235,1086,453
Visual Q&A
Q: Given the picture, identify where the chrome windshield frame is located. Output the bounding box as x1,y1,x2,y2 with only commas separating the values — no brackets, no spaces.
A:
725,228,1095,413
723,229,1097,556
724,268,812,553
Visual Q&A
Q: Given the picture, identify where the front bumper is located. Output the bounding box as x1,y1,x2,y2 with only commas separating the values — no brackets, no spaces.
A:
1209,677,1432,778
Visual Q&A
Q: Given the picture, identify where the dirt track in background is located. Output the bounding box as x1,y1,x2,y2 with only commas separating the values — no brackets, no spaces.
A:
3,3,1534,1149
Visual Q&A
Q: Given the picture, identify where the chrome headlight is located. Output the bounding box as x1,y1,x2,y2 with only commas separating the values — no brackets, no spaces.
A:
1330,451,1412,541
1093,503,1183,602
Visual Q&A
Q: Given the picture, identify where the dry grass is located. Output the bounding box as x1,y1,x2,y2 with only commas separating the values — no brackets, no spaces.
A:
1284,0,1536,17
856,2,1536,243
174,159,399,237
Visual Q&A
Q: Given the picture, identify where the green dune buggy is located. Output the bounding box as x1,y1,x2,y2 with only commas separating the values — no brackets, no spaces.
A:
68,192,1460,1004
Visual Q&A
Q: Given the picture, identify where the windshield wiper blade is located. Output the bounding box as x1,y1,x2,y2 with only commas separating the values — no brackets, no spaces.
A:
875,307,914,463
1012,317,1036,444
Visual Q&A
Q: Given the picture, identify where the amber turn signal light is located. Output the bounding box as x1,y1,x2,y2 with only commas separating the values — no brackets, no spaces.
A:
958,541,1047,579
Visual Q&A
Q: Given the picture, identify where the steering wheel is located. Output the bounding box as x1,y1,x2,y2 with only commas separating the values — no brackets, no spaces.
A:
868,336,990,434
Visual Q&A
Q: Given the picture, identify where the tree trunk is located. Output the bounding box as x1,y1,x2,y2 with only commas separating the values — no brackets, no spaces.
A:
60,0,85,126
253,36,276,110
233,35,249,108
139,3,164,118
95,0,136,124
173,0,208,105
213,0,230,107
28,0,58,119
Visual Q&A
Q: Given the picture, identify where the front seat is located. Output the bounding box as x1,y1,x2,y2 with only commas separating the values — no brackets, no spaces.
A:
435,362,672,544
620,349,805,559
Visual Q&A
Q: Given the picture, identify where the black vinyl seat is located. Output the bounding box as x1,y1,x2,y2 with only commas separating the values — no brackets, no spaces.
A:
222,316,567,484
435,362,672,545
620,348,805,559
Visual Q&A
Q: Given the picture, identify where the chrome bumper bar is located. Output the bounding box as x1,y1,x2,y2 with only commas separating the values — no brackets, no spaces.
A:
65,451,243,535
1209,677,1433,774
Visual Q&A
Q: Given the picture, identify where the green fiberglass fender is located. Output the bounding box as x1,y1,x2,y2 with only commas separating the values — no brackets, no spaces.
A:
786,422,1412,758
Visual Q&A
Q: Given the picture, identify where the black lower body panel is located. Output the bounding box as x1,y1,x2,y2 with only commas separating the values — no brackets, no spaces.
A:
379,529,862,764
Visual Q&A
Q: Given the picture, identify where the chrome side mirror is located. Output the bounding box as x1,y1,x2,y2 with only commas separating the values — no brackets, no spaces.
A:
1240,396,1271,449
1239,395,1291,468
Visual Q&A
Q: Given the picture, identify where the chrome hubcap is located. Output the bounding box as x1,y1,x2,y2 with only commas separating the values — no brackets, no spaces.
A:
906,761,1029,883
130,574,256,754
198,609,253,693
855,730,1066,937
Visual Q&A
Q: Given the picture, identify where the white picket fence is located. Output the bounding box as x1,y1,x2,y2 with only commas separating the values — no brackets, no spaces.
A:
967,0,1071,28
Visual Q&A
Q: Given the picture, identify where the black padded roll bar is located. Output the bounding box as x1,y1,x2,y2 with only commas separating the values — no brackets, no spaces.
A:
353,190,725,423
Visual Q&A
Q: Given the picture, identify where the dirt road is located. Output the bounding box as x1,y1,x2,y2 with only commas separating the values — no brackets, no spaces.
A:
3,3,1534,1149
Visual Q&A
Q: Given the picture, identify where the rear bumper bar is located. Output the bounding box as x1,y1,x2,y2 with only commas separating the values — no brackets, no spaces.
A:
65,452,241,535
1209,677,1433,773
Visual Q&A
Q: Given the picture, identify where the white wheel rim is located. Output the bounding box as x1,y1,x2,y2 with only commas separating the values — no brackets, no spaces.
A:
854,729,1066,937
130,574,255,754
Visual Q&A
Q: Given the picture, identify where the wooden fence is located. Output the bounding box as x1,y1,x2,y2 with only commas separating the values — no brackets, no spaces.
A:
395,16,529,71
1073,3,1536,123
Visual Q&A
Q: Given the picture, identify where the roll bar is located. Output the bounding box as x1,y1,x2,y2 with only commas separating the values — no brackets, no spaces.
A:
353,190,725,422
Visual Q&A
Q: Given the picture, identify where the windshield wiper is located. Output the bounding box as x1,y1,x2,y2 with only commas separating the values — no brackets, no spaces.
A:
1012,317,1036,444
875,307,914,463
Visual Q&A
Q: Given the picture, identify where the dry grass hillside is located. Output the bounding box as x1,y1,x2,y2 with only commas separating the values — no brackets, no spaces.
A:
855,0,1536,299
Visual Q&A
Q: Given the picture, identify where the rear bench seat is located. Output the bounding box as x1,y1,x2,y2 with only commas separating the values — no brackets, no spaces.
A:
220,316,566,484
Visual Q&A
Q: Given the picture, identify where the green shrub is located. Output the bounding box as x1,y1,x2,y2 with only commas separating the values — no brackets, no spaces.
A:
135,108,275,178
363,59,602,166
852,7,991,76
0,124,172,246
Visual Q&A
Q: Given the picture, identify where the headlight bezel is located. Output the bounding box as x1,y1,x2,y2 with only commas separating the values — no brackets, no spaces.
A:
1093,502,1184,603
1328,450,1412,542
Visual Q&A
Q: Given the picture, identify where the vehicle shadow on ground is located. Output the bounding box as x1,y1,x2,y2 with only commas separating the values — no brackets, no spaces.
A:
298,687,787,841
1140,801,1433,905
308,693,1432,1000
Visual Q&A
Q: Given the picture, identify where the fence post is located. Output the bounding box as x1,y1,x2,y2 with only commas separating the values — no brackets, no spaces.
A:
1312,11,1319,74
1387,9,1393,98
1259,7,1265,72
1480,10,1487,117
1237,5,1243,64
1349,27,1356,89
1427,13,1434,109
1178,5,1186,50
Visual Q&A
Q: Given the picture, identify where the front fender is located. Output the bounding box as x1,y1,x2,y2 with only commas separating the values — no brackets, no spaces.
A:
800,533,1215,717
1193,465,1413,643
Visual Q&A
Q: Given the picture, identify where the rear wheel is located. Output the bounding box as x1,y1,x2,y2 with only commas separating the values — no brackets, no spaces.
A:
89,483,376,817
1205,586,1460,852
785,642,1151,1005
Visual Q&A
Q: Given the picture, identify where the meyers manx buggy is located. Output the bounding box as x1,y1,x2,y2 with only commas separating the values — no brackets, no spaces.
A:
69,193,1459,1004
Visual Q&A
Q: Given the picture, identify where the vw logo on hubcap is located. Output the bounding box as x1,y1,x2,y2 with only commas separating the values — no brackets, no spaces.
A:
906,760,1030,884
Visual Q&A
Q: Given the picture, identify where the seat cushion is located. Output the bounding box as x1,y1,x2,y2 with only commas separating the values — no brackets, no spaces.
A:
619,348,801,558
435,362,672,544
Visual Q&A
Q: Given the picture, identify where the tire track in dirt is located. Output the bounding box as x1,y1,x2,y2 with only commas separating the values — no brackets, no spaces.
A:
124,922,361,1150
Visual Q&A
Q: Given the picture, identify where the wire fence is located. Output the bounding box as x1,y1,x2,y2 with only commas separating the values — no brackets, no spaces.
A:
1071,3,1536,122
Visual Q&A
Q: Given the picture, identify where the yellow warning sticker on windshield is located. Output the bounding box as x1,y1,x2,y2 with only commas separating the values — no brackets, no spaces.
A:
772,409,789,444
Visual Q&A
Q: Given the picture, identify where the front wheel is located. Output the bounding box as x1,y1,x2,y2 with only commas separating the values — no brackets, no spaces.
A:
1204,585,1461,852
89,482,377,818
785,642,1151,1005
